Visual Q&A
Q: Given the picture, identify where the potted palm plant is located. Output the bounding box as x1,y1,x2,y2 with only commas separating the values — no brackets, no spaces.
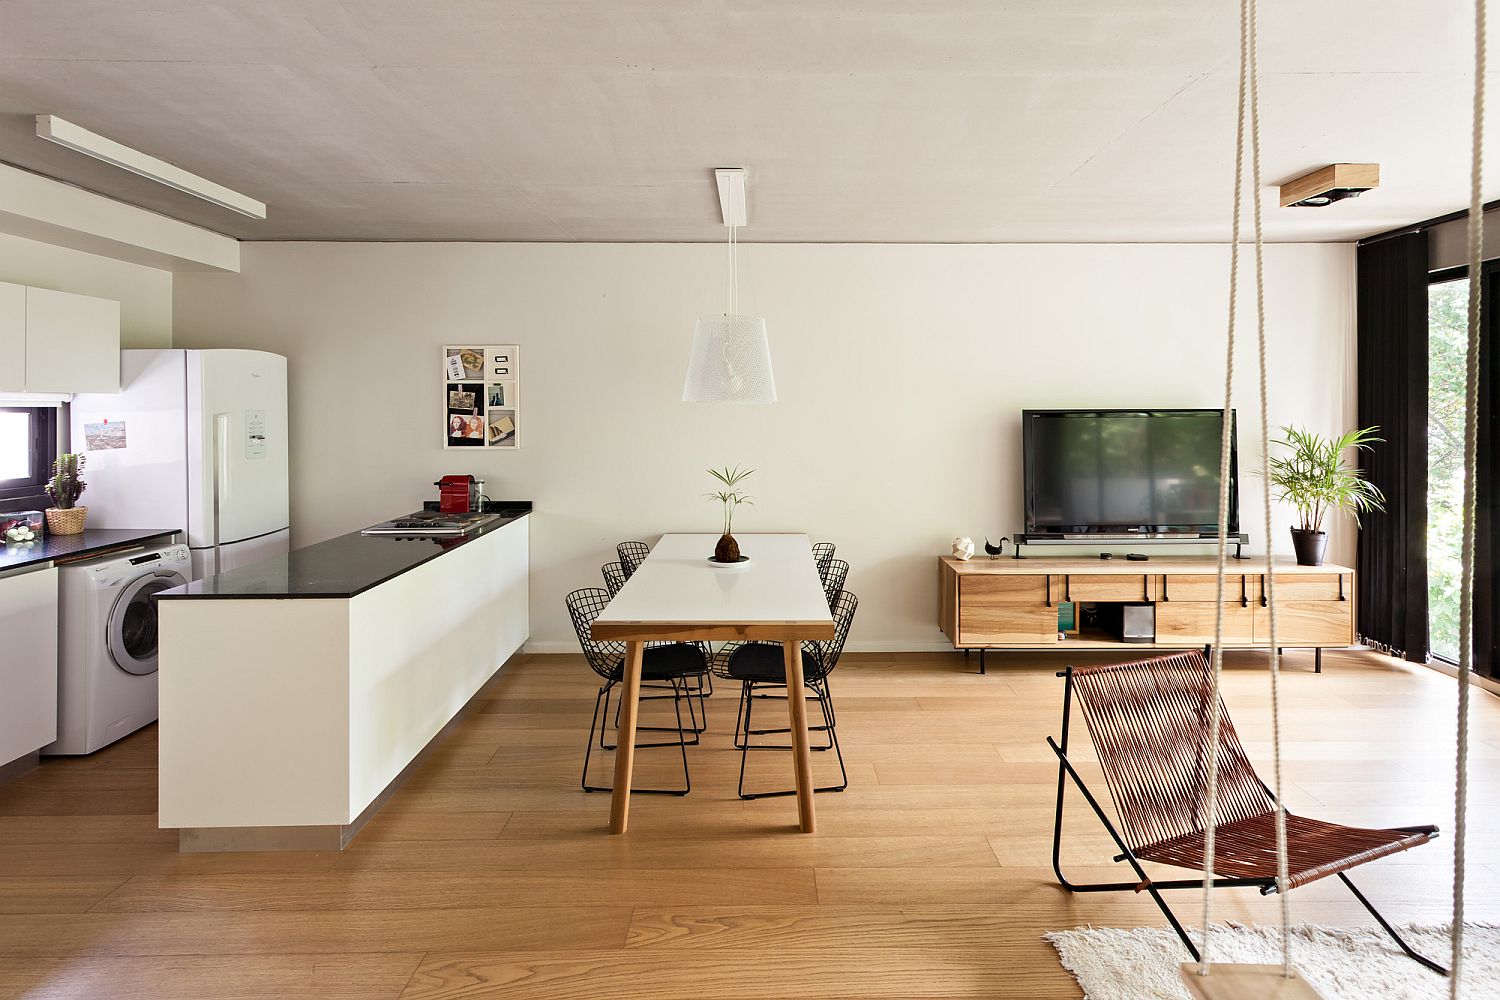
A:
1266,426,1384,566
705,465,754,563
44,453,88,535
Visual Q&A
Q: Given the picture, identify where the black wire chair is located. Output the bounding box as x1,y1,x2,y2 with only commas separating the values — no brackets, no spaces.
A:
712,590,858,800
617,541,650,580
821,558,849,609
601,561,627,597
604,556,713,699
811,541,836,579
567,588,709,795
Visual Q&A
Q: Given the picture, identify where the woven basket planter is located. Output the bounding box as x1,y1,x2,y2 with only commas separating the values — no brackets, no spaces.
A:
45,506,88,535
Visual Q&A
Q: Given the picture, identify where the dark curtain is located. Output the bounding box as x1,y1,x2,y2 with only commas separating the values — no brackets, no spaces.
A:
1356,231,1429,662
1477,269,1500,679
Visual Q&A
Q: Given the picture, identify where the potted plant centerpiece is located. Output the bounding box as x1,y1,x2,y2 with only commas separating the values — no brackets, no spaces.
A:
1266,426,1384,566
44,453,88,535
705,464,754,563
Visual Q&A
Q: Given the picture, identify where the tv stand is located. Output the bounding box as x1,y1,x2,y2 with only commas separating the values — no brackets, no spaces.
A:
938,554,1354,674
1009,532,1251,560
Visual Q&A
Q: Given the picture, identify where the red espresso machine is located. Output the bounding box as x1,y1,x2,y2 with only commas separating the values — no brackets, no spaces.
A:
436,475,483,514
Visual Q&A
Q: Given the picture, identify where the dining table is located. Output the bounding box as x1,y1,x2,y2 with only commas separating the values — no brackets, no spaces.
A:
590,532,836,834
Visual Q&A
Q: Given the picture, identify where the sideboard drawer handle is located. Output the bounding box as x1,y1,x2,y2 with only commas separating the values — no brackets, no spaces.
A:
1161,576,1169,601
1260,574,1267,608
1045,575,1052,608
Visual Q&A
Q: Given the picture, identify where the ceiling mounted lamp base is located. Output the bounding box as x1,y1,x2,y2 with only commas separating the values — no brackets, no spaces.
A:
1278,163,1379,208
682,167,776,404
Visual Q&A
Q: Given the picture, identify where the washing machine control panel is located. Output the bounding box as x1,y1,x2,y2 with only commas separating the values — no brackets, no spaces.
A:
127,546,190,569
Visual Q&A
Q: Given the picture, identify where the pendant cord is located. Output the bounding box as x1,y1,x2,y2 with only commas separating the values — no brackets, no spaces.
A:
1452,0,1484,992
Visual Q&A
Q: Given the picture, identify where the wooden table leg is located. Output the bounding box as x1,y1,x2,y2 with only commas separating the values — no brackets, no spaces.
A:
609,639,644,834
783,634,817,833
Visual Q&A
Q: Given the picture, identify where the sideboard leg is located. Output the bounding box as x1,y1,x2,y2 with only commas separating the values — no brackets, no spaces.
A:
979,649,987,675
1315,648,1322,673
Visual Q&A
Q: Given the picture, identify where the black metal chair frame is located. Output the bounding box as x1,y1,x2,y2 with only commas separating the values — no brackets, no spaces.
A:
601,560,713,708
617,541,650,580
820,557,849,609
811,541,836,580
1047,662,1447,975
567,587,707,796
719,590,857,800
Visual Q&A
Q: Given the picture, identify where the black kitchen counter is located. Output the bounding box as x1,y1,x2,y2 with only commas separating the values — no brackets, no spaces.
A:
0,527,181,573
156,504,531,600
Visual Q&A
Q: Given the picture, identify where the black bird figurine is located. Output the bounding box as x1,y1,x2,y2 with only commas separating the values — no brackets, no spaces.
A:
984,536,1007,558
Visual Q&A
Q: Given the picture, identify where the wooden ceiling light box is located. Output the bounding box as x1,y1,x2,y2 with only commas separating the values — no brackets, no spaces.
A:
1278,163,1379,208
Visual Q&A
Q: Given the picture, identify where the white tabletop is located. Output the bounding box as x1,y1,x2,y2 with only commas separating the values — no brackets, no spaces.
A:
594,533,834,630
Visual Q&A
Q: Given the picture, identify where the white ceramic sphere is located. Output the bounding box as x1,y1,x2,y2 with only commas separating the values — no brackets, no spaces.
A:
952,536,975,560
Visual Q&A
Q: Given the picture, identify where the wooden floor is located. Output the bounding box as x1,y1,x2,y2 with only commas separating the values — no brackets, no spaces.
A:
1,648,1497,999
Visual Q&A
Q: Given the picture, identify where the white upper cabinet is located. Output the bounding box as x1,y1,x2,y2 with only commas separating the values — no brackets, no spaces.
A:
0,282,24,374
0,282,121,394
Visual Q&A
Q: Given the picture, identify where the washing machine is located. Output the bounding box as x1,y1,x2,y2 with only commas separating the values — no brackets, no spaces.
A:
44,543,191,755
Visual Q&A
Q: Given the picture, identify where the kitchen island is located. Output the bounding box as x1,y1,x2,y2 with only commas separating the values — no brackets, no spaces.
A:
155,505,530,851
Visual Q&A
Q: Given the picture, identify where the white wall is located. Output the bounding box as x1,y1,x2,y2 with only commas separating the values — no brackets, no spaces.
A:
0,232,171,348
174,241,1356,652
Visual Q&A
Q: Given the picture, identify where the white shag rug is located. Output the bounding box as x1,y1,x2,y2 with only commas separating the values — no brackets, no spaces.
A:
1046,923,1500,1000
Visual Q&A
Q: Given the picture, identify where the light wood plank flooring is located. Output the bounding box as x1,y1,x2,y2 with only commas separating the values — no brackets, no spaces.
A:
0,649,1495,999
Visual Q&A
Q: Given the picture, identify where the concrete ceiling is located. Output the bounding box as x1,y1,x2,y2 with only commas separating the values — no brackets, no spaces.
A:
0,1,1495,243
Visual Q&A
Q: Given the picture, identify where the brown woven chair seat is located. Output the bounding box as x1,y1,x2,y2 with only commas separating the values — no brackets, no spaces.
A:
1135,812,1435,890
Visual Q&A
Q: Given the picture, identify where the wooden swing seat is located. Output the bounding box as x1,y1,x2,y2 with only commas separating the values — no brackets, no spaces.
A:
1048,650,1446,975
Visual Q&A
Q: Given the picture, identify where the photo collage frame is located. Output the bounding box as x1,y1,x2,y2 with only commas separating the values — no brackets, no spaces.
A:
443,345,520,449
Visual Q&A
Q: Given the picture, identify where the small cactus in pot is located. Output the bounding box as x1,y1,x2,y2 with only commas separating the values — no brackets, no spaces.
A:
44,453,88,534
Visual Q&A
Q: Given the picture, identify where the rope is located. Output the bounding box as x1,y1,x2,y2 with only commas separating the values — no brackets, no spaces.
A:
1200,0,1294,976
1245,0,1295,971
1451,0,1485,991
1198,0,1250,971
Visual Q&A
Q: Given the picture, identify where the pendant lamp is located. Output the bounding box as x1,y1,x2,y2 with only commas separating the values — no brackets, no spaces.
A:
682,168,776,403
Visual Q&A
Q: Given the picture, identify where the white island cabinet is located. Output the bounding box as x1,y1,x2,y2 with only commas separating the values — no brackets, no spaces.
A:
156,507,530,851
0,565,58,773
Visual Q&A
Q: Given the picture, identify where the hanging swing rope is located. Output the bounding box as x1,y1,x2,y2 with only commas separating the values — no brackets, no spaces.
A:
1198,0,1295,978
1451,0,1484,992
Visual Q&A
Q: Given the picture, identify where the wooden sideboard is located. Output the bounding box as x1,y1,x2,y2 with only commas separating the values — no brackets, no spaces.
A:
938,555,1355,672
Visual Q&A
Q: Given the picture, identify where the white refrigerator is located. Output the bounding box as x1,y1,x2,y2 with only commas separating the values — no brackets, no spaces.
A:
71,349,290,580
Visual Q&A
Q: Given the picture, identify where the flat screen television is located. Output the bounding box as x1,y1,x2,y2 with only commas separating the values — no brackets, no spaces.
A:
1022,408,1238,537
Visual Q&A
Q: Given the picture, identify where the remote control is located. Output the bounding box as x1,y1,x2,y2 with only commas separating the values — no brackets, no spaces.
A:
1126,552,1149,561
1099,552,1114,560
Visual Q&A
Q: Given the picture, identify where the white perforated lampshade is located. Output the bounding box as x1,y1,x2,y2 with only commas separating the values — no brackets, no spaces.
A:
681,315,777,403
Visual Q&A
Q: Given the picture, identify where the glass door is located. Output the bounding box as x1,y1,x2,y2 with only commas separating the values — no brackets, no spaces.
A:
1427,277,1469,663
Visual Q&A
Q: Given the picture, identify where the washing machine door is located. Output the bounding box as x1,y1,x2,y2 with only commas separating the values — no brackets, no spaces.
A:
107,570,188,676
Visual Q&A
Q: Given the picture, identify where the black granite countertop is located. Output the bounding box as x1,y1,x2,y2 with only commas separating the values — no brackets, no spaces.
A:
0,527,181,574
156,504,531,600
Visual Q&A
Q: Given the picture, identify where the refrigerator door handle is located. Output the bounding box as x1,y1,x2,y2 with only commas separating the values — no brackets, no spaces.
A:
212,412,230,575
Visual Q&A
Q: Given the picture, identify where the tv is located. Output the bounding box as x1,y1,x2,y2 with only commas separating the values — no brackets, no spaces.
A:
1022,409,1238,537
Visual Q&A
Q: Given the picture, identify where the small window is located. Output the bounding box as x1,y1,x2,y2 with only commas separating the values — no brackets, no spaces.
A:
0,406,58,504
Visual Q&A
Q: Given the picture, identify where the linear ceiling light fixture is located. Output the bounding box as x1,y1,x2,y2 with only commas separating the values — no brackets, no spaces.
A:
1278,163,1379,208
682,167,776,403
35,115,267,219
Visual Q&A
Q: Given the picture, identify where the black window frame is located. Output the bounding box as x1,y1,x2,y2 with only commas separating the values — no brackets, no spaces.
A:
0,405,58,509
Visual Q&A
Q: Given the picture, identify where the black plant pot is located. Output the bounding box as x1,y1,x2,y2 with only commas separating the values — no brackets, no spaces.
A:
1290,528,1328,567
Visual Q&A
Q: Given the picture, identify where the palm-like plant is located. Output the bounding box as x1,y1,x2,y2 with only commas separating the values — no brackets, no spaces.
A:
706,465,755,536
1266,425,1385,533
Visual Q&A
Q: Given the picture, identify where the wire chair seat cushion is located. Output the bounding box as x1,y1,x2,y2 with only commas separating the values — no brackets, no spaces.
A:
1067,649,1435,891
599,642,710,682
708,590,858,683
718,642,826,684
1134,812,1434,890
